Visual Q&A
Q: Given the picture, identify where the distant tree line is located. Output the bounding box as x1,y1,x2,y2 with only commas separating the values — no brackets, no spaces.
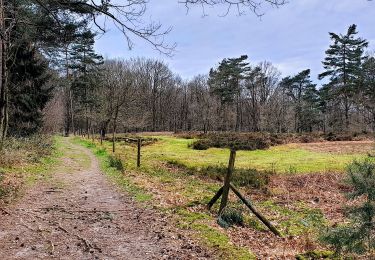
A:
46,24,375,137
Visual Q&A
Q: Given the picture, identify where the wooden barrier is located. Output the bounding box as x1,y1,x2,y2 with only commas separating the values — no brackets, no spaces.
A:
121,137,142,167
207,149,282,237
137,138,141,167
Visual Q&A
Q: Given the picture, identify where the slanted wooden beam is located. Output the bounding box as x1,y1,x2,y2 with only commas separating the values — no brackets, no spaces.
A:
207,186,223,209
230,183,282,237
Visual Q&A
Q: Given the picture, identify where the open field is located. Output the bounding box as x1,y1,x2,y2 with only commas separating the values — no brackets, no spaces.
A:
132,135,374,174
75,134,374,259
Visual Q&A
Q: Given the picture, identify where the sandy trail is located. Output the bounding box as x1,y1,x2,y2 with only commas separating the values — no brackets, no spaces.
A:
0,138,209,259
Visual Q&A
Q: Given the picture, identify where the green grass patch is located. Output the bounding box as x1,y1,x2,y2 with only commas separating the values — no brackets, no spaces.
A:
176,208,255,260
140,136,369,174
259,200,327,236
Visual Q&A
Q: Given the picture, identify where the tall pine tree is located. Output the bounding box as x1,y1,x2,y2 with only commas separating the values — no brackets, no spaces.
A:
209,55,250,131
280,69,320,132
69,30,103,136
318,24,368,130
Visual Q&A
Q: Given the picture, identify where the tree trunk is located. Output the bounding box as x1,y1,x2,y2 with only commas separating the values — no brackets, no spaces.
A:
235,94,240,132
112,121,116,153
0,0,8,147
69,88,75,135
152,75,157,132
112,110,119,153
344,96,350,130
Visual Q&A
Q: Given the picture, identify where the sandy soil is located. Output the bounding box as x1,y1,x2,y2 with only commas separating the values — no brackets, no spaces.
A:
0,138,210,260
295,140,374,154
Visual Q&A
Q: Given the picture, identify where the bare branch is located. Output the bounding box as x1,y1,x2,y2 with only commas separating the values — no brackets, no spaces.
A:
30,0,176,56
179,0,287,17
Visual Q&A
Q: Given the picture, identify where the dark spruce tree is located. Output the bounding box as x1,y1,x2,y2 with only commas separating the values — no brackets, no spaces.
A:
318,24,368,130
8,42,53,136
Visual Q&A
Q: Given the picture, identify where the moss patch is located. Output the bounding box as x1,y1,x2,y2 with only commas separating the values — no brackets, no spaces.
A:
176,208,255,260
259,200,327,236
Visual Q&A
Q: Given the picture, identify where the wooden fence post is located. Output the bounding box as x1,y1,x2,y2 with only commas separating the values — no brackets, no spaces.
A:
206,148,282,237
219,149,236,214
137,138,141,167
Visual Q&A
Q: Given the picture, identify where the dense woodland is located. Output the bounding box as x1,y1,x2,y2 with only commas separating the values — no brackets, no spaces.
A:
1,1,374,146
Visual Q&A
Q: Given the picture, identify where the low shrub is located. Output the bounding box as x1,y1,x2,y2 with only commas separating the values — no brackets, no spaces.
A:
189,131,373,151
324,132,353,141
173,162,274,190
0,135,54,202
232,168,274,189
0,171,23,200
190,132,272,151
217,207,244,228
103,136,158,146
108,155,124,172
300,134,320,143
189,140,211,150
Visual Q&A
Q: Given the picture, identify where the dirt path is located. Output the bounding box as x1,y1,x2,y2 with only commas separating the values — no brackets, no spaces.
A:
0,138,209,259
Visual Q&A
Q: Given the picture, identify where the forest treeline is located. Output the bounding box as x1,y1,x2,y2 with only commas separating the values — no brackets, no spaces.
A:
46,24,375,137
1,1,374,144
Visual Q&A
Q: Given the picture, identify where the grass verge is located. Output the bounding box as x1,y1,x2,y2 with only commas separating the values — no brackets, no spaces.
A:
0,135,62,203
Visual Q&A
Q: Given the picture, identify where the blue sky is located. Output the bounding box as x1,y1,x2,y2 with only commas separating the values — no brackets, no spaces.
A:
94,0,375,83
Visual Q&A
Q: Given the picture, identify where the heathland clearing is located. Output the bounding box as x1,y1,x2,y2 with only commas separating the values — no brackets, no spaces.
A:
137,136,373,174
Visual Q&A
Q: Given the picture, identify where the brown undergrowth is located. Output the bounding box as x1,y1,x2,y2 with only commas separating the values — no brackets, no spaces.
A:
0,135,55,204
295,141,374,155
126,159,347,259
259,173,348,223
233,173,348,258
